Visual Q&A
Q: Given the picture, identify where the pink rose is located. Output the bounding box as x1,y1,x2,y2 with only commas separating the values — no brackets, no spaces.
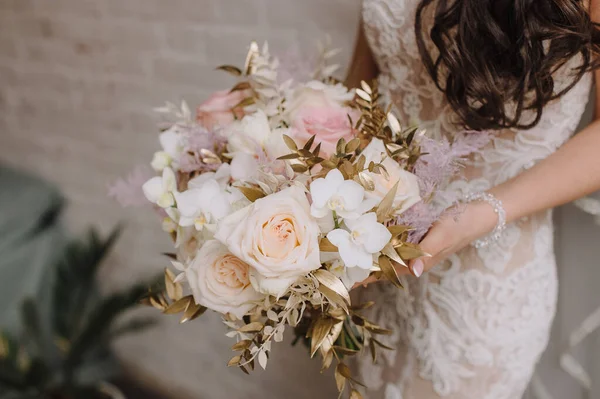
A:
290,106,358,158
196,89,249,130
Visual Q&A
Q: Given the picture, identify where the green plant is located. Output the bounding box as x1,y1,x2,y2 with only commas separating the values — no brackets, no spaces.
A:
0,228,161,399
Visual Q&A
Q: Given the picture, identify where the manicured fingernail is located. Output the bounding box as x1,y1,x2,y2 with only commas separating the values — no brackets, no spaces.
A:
412,259,424,278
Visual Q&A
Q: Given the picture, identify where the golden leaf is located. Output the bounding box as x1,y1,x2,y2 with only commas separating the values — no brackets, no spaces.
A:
180,302,206,323
291,164,309,173
355,154,366,172
387,224,412,237
369,338,377,363
227,355,241,367
379,256,403,289
321,159,338,169
372,338,395,350
360,80,372,95
162,252,178,260
332,346,359,356
277,153,300,160
164,268,182,301
321,349,334,372
358,172,375,192
239,365,250,375
336,137,347,154
387,113,402,135
355,88,371,102
234,97,256,108
237,186,266,202
381,243,406,267
163,295,192,315
148,295,166,311
231,340,252,351
310,317,335,357
319,237,338,252
244,41,260,75
334,363,347,393
375,181,398,222
303,134,316,150
282,134,298,151
216,65,242,76
396,243,429,261
229,81,251,92
238,321,264,333
350,389,363,399
314,269,351,313
345,137,361,153
189,305,207,321
337,362,366,387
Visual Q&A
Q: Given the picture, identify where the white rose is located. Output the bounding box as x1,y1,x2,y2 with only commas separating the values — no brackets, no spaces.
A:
186,240,263,318
361,138,421,215
286,80,354,119
215,185,321,297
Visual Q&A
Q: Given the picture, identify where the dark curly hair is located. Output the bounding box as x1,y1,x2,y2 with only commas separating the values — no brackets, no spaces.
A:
415,0,600,130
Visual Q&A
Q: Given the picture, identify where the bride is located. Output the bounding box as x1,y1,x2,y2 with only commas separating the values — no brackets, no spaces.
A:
345,0,600,398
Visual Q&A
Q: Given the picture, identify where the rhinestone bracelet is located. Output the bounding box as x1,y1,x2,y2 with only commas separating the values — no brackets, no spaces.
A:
462,192,507,249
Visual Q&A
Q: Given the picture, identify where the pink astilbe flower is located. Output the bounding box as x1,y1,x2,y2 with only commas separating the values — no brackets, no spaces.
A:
108,165,154,207
396,130,491,242
177,125,227,173
278,46,316,83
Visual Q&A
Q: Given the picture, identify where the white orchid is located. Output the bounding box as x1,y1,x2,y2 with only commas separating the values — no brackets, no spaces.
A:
174,178,231,232
151,126,185,171
310,169,377,221
188,163,231,189
142,167,178,208
322,252,371,290
327,212,392,269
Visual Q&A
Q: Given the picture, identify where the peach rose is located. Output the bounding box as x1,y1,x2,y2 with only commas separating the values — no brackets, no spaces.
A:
196,89,249,130
186,240,263,318
214,185,321,296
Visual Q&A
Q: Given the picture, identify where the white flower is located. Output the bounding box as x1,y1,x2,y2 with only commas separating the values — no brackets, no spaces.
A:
174,178,231,232
310,169,377,220
225,110,288,181
151,126,185,171
322,253,371,290
327,212,391,269
142,167,178,208
187,162,231,189
226,110,287,157
186,240,263,318
361,138,421,215
230,152,258,181
215,185,321,297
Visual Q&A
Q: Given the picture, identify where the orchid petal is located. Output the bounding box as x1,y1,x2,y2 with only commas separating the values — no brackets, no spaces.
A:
338,180,365,211
162,167,177,192
142,177,163,204
364,222,393,253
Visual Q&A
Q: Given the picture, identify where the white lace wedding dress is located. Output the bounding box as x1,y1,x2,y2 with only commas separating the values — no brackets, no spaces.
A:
357,1,593,398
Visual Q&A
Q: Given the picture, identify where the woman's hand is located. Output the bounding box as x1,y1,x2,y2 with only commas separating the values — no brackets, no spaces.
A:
353,200,498,289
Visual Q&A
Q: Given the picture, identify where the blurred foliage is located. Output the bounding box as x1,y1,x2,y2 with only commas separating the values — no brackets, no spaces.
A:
0,227,162,399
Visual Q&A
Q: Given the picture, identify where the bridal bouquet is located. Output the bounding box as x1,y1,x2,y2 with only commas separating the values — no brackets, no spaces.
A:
122,42,481,396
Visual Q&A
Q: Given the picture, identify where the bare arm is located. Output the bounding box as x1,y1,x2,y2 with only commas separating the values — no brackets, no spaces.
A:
345,19,380,89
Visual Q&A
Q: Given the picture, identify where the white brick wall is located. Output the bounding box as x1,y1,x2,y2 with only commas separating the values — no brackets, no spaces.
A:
0,1,361,397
